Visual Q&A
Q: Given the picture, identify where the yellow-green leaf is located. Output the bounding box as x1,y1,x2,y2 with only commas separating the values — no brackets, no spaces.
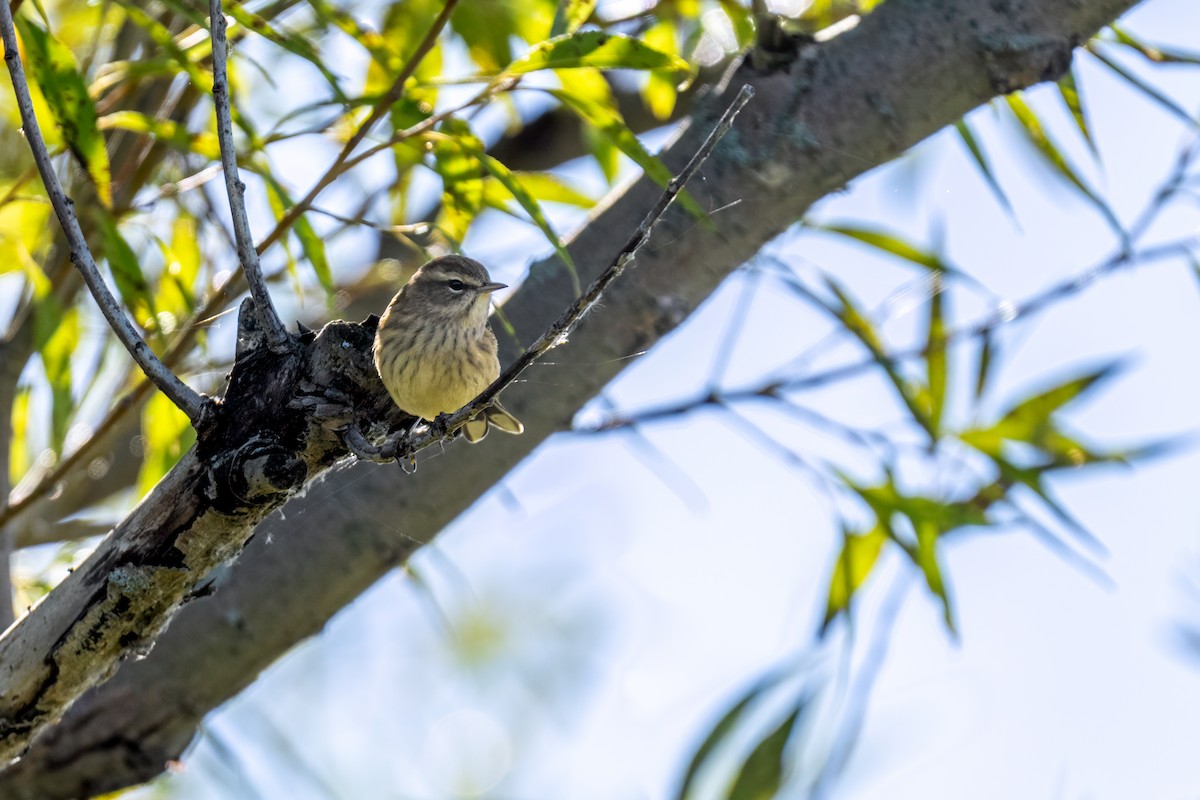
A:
821,523,888,633
95,211,156,332
98,111,220,159
506,31,692,78
16,15,112,205
727,701,807,800
550,0,596,37
137,390,196,496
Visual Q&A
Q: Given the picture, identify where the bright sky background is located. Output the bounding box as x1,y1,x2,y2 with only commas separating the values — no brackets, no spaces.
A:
128,0,1200,798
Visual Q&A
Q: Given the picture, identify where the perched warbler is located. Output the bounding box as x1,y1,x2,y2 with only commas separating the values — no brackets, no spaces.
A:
373,254,523,443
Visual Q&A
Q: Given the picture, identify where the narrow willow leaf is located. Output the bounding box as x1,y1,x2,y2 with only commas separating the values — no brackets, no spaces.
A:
98,111,221,159
484,172,593,209
39,305,79,451
1106,23,1200,65
557,68,621,182
998,363,1122,436
469,148,580,294
262,174,334,297
15,16,112,206
817,224,952,274
432,120,486,245
225,4,349,104
974,328,995,402
506,31,692,78
1004,94,1123,236
550,0,596,37
111,2,211,89
551,88,705,218
95,211,157,332
1057,68,1097,156
137,391,196,497
726,700,807,800
821,523,889,634
452,0,515,73
675,671,789,800
642,20,679,120
1087,45,1199,126
923,282,947,436
954,120,1015,219
913,518,956,635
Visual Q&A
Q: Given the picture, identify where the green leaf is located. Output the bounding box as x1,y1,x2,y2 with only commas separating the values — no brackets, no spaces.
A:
641,20,680,121
137,390,196,497
913,518,955,634
506,31,692,78
816,224,950,274
1004,94,1122,236
451,0,516,73
718,0,756,47
95,211,156,332
550,0,596,37
1056,67,1097,156
954,119,1015,219
468,147,580,293
482,171,594,209
821,522,889,634
110,1,211,90
38,304,79,452
432,120,486,245
15,15,112,206
994,364,1122,446
924,282,947,436
98,111,221,159
557,68,621,182
974,328,996,402
726,700,807,800
262,174,334,298
1087,44,1199,127
675,671,789,800
156,216,201,320
551,87,705,218
1105,23,1200,65
225,4,349,104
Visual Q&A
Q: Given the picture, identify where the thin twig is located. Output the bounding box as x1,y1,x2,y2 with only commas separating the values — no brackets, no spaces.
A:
403,84,757,453
209,0,289,351
0,5,212,428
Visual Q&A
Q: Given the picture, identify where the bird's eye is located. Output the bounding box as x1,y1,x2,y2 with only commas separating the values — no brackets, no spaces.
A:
446,279,466,293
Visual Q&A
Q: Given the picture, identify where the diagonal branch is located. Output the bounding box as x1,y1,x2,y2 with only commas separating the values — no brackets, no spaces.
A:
0,5,212,430
208,0,289,352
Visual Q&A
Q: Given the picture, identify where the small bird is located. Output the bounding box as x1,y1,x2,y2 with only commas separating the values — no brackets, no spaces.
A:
373,254,523,443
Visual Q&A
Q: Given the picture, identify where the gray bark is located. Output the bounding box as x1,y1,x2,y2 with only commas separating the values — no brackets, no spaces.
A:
0,0,1139,795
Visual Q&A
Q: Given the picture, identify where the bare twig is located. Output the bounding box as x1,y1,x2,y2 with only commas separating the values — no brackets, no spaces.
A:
401,84,757,454
0,5,212,429
208,0,289,351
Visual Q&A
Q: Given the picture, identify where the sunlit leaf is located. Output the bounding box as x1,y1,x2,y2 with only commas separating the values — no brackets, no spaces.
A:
1087,44,1199,127
718,0,756,47
262,175,334,298
432,119,486,245
551,86,705,217
550,0,596,37
1057,68,1097,156
913,518,955,634
642,20,679,120
452,0,516,73
675,670,791,800
95,211,157,333
726,700,807,800
816,224,953,275
1105,23,1200,65
137,390,196,497
15,15,112,206
821,522,888,634
506,31,692,78
925,282,947,435
38,305,80,451
110,2,211,90
954,120,1015,218
97,111,220,159
466,145,580,293
482,171,594,209
974,328,996,402
225,4,349,104
1004,94,1122,236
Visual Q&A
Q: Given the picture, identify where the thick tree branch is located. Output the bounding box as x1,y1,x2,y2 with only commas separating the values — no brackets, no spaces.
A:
0,4,212,430
209,0,290,352
0,0,1141,795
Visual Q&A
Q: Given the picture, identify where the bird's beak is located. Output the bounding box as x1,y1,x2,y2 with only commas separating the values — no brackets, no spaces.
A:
478,281,507,294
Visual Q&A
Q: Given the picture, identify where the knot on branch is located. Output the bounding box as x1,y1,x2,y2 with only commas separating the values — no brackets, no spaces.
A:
977,33,1077,94
222,437,306,506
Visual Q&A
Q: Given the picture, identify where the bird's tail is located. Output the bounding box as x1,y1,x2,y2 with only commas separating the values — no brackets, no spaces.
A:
462,400,524,443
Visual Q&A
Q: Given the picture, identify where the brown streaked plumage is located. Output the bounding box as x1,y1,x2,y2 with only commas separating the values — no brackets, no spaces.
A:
373,254,524,443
